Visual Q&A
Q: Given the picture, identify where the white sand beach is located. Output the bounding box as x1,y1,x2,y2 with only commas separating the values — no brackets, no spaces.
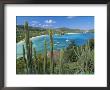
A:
17,35,47,45
67,33,80,34
30,35,47,40
17,40,25,45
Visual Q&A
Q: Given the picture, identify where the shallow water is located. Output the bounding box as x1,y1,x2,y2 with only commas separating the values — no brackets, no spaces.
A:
16,33,94,58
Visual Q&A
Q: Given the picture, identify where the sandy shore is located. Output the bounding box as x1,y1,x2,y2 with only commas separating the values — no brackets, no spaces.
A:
67,33,80,34
30,35,47,40
17,35,47,45
17,40,24,45
17,33,79,45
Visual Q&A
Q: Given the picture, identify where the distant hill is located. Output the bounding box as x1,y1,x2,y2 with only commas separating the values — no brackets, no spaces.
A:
16,25,94,33
16,25,46,31
54,27,94,33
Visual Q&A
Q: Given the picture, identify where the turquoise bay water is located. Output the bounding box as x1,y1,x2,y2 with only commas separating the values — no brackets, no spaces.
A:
16,33,94,58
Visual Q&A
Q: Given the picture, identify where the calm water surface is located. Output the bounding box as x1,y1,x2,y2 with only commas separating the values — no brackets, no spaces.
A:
16,33,94,58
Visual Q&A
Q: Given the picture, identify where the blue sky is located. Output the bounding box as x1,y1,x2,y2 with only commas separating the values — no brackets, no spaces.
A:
16,16,94,30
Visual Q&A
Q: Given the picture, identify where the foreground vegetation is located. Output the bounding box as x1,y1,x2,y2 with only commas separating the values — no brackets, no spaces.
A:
16,21,94,74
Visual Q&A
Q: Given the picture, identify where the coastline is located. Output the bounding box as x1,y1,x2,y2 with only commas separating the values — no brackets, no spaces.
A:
17,40,24,45
17,34,48,45
30,35,47,40
16,33,93,59
67,33,80,34
17,33,81,44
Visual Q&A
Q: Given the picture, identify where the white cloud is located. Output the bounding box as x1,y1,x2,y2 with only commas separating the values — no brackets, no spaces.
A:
31,21,39,24
39,24,41,26
31,21,41,27
42,24,53,28
45,19,56,24
31,23,36,27
42,24,49,27
67,16,76,19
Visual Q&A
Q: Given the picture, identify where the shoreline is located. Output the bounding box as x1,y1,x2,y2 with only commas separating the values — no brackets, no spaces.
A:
67,33,80,34
17,34,47,45
17,33,80,44
17,40,24,45
16,33,93,59
30,34,47,40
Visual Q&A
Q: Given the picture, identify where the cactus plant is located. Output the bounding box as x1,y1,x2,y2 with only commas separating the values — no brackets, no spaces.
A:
29,41,33,73
59,49,64,74
24,21,33,74
43,38,47,74
49,29,54,74
33,47,37,73
24,22,30,58
24,21,30,74
22,45,28,73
